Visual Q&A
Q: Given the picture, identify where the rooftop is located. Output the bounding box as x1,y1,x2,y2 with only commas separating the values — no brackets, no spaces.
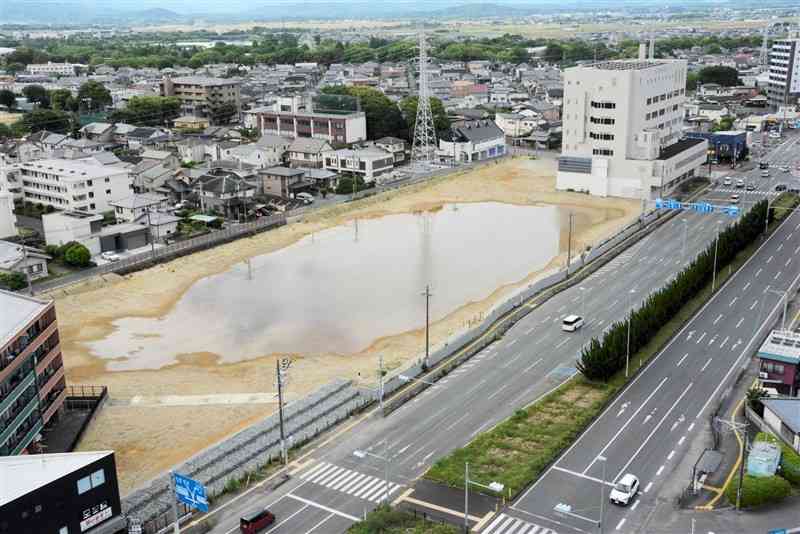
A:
0,451,112,505
110,193,167,210
757,329,800,364
0,288,50,350
246,107,365,120
586,60,677,71
168,76,239,87
15,158,128,181
264,166,306,177
658,137,706,161
762,398,800,434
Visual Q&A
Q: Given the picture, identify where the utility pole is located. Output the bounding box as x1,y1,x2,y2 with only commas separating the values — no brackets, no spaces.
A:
464,462,470,534
566,212,574,275
422,285,432,369
378,354,384,415
169,471,180,534
276,358,291,467
146,204,156,261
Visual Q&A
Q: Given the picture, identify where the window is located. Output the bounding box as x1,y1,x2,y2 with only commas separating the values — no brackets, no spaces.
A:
592,148,614,156
90,203,96,210
647,97,652,105
87,180,93,186
77,469,106,495
91,469,105,487
660,94,666,101
77,476,91,494
59,527,68,534
104,177,110,182
589,117,615,125
763,361,785,374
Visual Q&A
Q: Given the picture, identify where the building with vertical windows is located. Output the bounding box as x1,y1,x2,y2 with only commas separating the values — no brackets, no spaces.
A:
557,48,708,199
0,451,125,534
767,38,800,111
1,290,66,456
243,108,367,145
160,76,241,125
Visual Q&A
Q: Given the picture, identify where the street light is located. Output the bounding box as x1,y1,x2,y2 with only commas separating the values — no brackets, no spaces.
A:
626,289,635,378
353,440,391,505
712,220,723,292
681,218,688,265
766,288,790,330
464,462,504,533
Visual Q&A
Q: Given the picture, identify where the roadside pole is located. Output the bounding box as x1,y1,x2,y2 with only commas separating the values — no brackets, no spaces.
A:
169,471,180,534
422,285,432,369
378,354,384,415
276,359,288,467
566,212,574,276
464,462,470,534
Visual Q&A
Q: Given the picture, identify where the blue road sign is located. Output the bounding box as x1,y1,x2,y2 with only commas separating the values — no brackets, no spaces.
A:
173,472,208,513
655,198,664,209
726,206,740,217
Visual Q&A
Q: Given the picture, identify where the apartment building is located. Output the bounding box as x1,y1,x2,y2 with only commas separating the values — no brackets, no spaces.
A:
322,148,394,182
14,158,132,214
1,290,67,456
767,39,800,111
26,62,82,76
557,55,707,199
160,76,241,125
243,108,367,145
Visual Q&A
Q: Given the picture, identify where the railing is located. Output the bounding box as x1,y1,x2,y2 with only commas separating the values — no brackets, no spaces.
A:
0,394,40,447
38,365,65,399
35,343,61,375
10,419,43,455
41,387,67,424
0,370,36,417
0,321,56,380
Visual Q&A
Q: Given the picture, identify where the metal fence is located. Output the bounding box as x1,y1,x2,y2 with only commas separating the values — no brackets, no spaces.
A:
34,214,286,293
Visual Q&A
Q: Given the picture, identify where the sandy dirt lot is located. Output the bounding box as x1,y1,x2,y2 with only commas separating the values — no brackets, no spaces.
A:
57,157,639,493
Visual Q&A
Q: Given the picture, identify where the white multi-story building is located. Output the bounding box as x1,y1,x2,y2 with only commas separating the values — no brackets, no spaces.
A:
26,62,83,76
768,39,800,111
0,192,16,238
13,158,132,214
557,54,708,199
322,148,394,182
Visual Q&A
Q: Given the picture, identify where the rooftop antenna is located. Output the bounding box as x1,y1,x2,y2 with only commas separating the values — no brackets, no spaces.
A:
411,26,438,166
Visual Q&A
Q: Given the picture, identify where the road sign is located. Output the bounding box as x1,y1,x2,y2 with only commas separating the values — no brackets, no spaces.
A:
767,529,787,534
173,472,208,513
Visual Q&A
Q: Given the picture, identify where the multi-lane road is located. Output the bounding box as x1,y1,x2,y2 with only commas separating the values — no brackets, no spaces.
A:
201,133,800,534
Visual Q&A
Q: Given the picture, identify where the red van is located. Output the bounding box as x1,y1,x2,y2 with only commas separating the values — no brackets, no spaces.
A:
239,509,276,534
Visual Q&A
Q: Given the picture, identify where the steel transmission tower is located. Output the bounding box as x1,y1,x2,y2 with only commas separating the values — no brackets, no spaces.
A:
412,29,438,165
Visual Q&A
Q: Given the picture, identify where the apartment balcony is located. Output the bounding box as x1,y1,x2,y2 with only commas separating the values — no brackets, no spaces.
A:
10,418,43,455
0,369,36,417
40,386,67,425
0,393,40,449
35,342,61,375
0,320,57,381
38,364,65,399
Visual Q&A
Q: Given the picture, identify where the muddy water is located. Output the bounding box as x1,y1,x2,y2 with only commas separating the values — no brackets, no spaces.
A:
86,202,572,369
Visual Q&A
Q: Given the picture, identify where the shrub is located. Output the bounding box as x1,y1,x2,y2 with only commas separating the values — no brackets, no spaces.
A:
44,245,60,258
57,240,81,258
64,243,91,267
0,272,27,291
725,474,791,508
347,505,457,534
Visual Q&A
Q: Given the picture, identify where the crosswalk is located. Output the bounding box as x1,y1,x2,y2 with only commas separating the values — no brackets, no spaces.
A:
714,187,779,196
481,513,558,534
298,461,401,503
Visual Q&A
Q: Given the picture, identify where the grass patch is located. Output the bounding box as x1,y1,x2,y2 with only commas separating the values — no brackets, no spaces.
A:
724,474,791,508
346,505,458,534
424,200,793,497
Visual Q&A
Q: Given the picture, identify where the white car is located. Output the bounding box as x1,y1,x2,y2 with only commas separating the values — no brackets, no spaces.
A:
610,473,639,506
561,315,584,332
296,192,314,204
101,251,120,262
722,177,733,186
730,194,740,204
735,179,745,188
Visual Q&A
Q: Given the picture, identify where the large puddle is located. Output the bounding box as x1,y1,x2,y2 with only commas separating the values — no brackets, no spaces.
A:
87,202,571,370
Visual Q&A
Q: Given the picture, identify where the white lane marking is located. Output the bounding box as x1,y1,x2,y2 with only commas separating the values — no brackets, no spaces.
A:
787,258,793,267
302,513,335,534
616,519,627,531
286,494,360,521
743,282,751,291
445,412,471,432
775,271,783,280
630,500,640,511
676,353,688,367
525,326,536,335
557,305,566,312
750,299,758,310
696,332,706,344
729,297,738,307
553,466,616,487
713,314,723,325
688,422,695,432
523,358,544,373
766,255,773,264
487,384,509,400
583,377,669,474
644,482,653,493
502,352,524,368
678,436,686,446
719,336,729,348
608,299,620,310
756,268,763,277
615,382,694,482
668,450,676,460
541,315,552,324
470,421,491,438
422,450,436,462
555,338,569,349
481,514,512,534
656,465,665,476
777,244,784,252
701,358,713,372
507,338,519,348
795,245,800,255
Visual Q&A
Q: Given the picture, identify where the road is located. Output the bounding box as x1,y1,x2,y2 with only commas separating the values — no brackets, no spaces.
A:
200,134,800,534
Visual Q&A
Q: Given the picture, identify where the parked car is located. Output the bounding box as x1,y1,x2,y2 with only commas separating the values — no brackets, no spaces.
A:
775,184,788,192
761,170,770,178
296,192,314,204
759,161,770,169
730,194,740,204
735,179,745,188
722,176,733,186
240,509,275,534
610,473,639,506
746,183,756,191
100,251,120,262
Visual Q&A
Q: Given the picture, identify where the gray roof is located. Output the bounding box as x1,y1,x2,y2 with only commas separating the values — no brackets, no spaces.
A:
288,137,331,154
264,166,305,177
449,120,505,144
256,134,293,148
109,193,167,209
0,288,50,349
135,212,181,226
758,330,800,364
170,76,239,87
763,399,800,434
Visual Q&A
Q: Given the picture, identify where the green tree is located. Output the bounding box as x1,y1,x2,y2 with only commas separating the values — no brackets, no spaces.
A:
21,109,72,134
400,96,451,139
109,96,181,126
0,89,16,109
544,43,564,63
321,86,406,140
50,89,77,111
697,66,741,87
0,272,27,291
77,80,112,111
22,84,50,108
64,243,91,267
686,72,699,92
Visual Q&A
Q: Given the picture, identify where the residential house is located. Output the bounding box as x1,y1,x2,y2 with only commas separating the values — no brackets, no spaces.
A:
42,210,103,255
287,138,332,169
757,329,800,396
0,240,50,280
173,116,210,130
109,193,170,223
304,168,339,191
79,122,115,142
260,167,314,198
127,127,167,148
244,108,366,145
761,399,800,453
438,120,506,164
494,113,538,137
135,211,181,242
322,148,394,182
193,172,256,217
375,137,406,164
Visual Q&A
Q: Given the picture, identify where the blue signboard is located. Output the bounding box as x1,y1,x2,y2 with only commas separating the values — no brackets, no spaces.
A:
173,472,208,513
654,198,739,217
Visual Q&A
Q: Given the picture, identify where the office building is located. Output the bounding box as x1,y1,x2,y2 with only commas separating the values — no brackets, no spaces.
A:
160,76,241,125
243,108,367,145
13,158,132,214
557,54,707,198
26,62,83,76
768,39,800,111
1,290,66,456
0,451,125,534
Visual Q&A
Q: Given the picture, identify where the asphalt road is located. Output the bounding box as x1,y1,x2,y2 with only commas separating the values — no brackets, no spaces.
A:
200,134,800,534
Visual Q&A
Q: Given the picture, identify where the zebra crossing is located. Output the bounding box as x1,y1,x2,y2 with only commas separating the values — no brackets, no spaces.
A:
480,513,558,534
714,187,779,196
298,461,401,503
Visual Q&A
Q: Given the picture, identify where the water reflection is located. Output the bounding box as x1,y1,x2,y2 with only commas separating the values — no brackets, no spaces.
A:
87,202,562,370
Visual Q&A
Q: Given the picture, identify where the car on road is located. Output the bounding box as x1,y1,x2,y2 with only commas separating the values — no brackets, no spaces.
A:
775,184,788,192
746,183,756,191
296,192,314,204
781,166,790,173
729,194,740,204
561,315,584,332
722,176,733,186
610,473,639,506
240,509,275,533
761,170,770,178
735,179,745,188
100,251,120,262
759,161,770,169
770,131,781,139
